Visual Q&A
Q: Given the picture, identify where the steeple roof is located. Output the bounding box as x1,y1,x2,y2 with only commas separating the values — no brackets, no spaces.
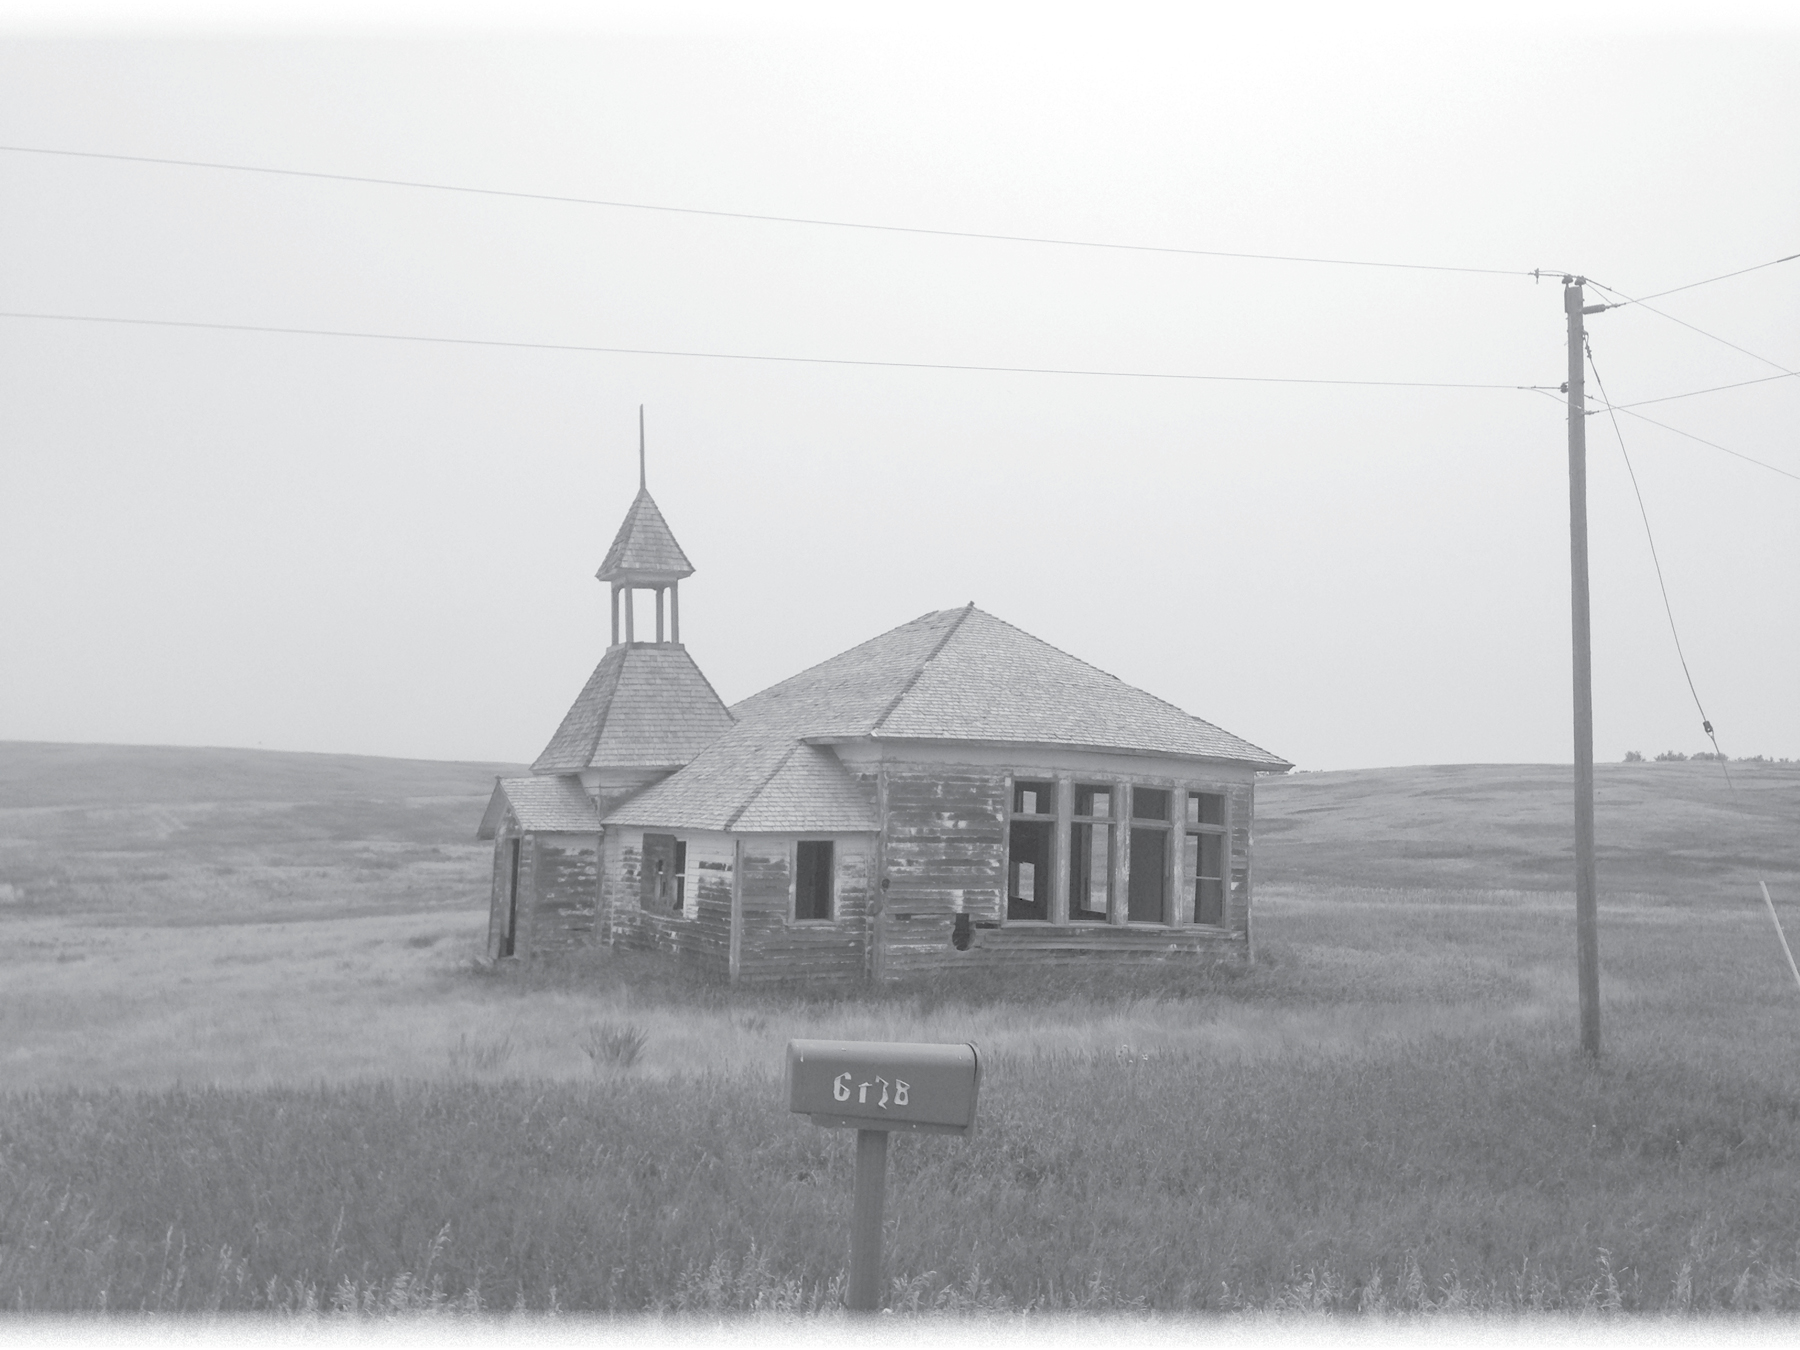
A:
532,644,734,773
597,488,694,583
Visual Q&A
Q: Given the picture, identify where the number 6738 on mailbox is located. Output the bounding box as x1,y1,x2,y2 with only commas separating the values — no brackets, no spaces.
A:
786,1040,981,1136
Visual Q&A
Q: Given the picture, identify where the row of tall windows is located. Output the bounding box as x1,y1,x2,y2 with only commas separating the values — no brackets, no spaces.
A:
1007,779,1227,926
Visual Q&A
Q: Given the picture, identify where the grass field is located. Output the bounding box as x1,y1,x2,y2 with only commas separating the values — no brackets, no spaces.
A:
2,742,1798,1316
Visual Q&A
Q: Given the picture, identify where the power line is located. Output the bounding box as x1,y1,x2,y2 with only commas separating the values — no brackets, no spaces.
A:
1587,279,1798,377
0,142,1547,279
1618,251,1800,306
1611,370,1797,411
1611,406,1800,484
0,309,1558,391
1530,387,1800,483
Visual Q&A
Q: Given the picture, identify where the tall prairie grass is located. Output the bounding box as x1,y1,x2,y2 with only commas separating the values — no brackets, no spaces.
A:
6,1031,1800,1314
3,746,1798,1316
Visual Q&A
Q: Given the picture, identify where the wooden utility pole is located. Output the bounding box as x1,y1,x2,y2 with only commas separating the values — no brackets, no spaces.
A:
1565,276,1602,1057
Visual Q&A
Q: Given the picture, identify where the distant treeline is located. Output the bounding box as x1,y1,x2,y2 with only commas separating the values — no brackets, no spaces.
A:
1621,751,1794,764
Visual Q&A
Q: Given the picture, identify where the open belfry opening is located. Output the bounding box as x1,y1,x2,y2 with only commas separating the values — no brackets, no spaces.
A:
480,415,1288,979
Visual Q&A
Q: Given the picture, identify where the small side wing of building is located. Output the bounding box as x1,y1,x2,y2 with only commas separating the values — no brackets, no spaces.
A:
479,775,602,960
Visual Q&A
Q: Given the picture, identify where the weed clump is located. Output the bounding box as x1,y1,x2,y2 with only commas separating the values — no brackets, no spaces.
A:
579,1020,648,1070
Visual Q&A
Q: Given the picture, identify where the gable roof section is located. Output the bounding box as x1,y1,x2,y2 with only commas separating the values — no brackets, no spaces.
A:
533,644,734,773
602,610,962,831
607,739,879,833
477,775,600,839
596,488,694,581
731,745,881,832
873,607,1290,767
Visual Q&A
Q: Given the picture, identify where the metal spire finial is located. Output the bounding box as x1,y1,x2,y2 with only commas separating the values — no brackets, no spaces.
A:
638,405,646,491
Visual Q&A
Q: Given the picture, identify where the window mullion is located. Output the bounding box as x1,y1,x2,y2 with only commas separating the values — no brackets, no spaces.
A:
1051,775,1071,925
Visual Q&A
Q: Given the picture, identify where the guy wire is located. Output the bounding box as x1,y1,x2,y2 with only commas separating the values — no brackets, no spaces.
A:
1586,334,1799,995
1584,334,1719,765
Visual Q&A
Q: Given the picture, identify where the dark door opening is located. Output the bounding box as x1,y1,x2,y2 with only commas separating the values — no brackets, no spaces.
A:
502,837,522,956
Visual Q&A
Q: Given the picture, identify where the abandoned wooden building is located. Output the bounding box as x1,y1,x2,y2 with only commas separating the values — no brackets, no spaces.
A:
480,473,1290,980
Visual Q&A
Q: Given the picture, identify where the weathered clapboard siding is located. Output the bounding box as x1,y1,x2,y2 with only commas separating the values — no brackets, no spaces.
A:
681,832,737,980
734,833,875,983
602,826,734,979
878,764,1007,976
529,836,598,954
945,921,1246,974
484,819,597,959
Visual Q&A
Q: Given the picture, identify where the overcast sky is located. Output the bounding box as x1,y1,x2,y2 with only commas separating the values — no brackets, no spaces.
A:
2,4,1795,771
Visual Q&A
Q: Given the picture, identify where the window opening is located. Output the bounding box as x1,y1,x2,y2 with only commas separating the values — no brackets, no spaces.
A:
1127,824,1168,923
1133,788,1170,821
1186,792,1227,925
795,840,835,921
1069,784,1113,922
1008,779,1054,921
1188,792,1224,826
642,833,682,913
1185,831,1226,926
1008,820,1052,920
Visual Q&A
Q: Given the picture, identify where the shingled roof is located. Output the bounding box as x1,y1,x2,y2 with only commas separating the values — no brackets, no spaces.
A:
533,644,734,773
872,606,1291,764
603,605,1288,833
596,488,694,582
477,774,601,838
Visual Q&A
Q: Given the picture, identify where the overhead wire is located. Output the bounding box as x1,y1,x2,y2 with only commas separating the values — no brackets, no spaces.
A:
7,145,1794,481
1527,388,1800,484
1608,370,1796,411
0,308,1558,390
1608,406,1800,484
0,142,1551,279
1613,251,1800,306
1586,279,1798,377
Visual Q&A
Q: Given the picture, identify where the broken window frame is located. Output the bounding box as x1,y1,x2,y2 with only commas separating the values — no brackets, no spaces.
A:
1068,782,1114,924
1186,791,1228,927
1005,777,1056,923
640,832,689,918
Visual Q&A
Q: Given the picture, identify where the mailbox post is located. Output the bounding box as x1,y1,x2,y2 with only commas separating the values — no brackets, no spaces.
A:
786,1039,981,1312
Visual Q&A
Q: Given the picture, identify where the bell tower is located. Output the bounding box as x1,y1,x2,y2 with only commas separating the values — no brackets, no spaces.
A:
597,407,694,647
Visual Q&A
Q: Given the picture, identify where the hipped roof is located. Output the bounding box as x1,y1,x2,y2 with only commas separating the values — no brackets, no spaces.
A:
596,488,693,582
603,604,1289,834
477,774,600,839
533,643,734,773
